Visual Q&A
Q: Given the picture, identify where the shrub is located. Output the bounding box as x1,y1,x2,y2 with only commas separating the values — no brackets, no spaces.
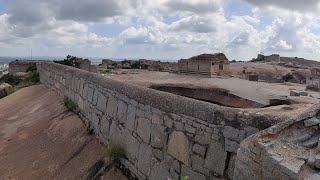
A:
282,73,294,82
64,97,81,115
86,128,95,135
26,64,37,73
105,144,126,162
0,74,23,86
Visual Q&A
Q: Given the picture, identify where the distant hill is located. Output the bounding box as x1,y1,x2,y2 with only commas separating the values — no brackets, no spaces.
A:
280,57,320,67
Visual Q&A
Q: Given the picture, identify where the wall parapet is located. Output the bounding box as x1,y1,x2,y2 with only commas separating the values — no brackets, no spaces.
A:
36,61,284,180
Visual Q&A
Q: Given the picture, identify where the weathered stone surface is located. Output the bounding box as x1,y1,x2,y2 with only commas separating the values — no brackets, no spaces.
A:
106,94,117,119
302,135,319,148
96,92,107,112
174,121,184,131
314,154,320,169
149,162,170,180
244,126,260,137
137,117,151,144
227,153,236,179
204,141,228,175
225,138,240,153
124,130,140,162
91,113,100,132
151,124,168,148
304,117,320,127
100,115,110,138
153,149,164,160
185,124,196,134
167,131,190,165
137,143,152,176
194,134,211,145
87,87,94,103
192,144,206,157
223,126,240,141
151,113,163,125
181,165,206,180
117,100,128,124
125,104,136,131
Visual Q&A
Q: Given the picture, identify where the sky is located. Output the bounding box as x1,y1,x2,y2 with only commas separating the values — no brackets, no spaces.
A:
0,0,320,61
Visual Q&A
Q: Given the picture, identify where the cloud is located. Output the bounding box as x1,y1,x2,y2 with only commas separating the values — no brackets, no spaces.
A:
243,0,320,13
169,15,217,33
163,0,223,14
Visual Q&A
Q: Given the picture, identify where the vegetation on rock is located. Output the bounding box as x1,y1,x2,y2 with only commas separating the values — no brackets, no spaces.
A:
64,97,81,115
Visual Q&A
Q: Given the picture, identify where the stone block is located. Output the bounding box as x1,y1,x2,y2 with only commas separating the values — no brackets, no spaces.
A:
167,131,190,166
304,117,320,127
222,126,240,141
174,121,184,131
117,100,128,124
91,113,100,132
204,141,227,175
181,165,206,180
151,124,168,149
151,113,163,125
185,124,196,134
225,138,240,153
152,149,163,160
124,130,140,162
194,134,211,145
87,87,94,103
137,117,151,144
106,94,118,119
191,154,204,167
100,115,110,138
192,144,206,157
125,104,136,131
244,126,260,137
96,92,107,112
149,162,170,180
137,143,152,176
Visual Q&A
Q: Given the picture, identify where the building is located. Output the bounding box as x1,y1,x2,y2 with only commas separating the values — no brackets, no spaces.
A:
178,53,230,77
9,60,38,74
306,68,320,91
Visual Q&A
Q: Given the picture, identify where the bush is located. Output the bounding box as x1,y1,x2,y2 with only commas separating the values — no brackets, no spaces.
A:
282,73,294,82
130,61,149,69
105,144,126,162
64,97,81,115
0,74,23,86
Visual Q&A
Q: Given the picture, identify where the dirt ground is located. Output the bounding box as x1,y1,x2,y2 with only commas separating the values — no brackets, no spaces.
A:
0,85,127,180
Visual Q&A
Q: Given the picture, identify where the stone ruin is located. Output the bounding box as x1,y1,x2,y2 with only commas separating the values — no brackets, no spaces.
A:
178,53,230,77
9,60,320,179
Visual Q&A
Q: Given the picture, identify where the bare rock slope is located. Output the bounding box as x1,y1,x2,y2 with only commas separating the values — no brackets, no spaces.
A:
0,85,127,180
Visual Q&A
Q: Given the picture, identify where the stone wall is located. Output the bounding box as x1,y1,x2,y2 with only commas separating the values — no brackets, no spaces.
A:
234,104,320,180
37,62,280,180
9,60,37,74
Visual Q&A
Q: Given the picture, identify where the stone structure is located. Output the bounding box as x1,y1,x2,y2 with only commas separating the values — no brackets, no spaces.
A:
178,53,230,77
306,68,320,91
234,104,320,179
9,60,38,74
102,59,114,66
74,58,97,73
36,62,283,180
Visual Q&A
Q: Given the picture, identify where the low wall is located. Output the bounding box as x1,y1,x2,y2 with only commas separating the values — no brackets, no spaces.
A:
37,62,280,180
234,104,320,180
9,60,37,74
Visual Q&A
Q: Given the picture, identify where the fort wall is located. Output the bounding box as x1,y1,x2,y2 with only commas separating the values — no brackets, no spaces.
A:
9,60,38,74
36,62,288,180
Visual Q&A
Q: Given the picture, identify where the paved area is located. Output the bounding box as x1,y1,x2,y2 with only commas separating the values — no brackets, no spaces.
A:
107,70,319,106
0,85,127,180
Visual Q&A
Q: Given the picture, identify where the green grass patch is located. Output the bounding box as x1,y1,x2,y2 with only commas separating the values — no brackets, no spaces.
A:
64,97,81,115
105,144,126,162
